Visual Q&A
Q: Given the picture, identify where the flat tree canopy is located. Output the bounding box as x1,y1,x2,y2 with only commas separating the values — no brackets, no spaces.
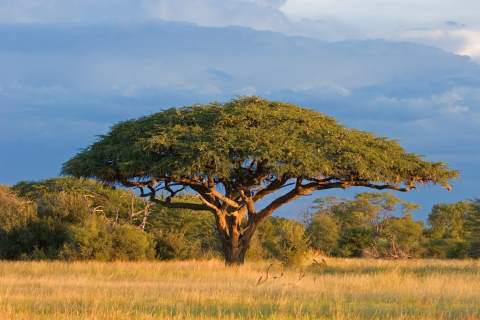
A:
63,97,457,264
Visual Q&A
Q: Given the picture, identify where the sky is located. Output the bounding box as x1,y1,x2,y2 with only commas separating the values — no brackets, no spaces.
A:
0,0,479,219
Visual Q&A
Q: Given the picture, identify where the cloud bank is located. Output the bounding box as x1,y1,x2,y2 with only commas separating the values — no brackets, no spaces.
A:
1,0,480,60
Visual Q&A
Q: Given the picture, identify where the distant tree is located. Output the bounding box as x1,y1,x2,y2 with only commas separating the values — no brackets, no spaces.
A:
465,200,480,258
425,201,474,258
307,213,339,255
308,192,422,258
63,97,457,265
379,214,424,258
255,217,309,266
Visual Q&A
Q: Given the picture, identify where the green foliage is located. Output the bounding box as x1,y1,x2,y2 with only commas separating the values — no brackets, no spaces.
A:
427,202,472,240
149,206,221,260
1,177,156,261
306,213,339,255
13,177,147,225
336,227,374,257
0,185,36,232
110,224,156,261
63,97,457,192
425,201,476,258
255,217,309,266
308,192,423,258
59,215,113,260
3,219,71,260
465,200,480,258
378,214,424,258
58,216,155,261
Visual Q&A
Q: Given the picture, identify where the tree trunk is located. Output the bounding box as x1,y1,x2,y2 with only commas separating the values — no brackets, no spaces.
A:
215,211,256,266
223,238,248,265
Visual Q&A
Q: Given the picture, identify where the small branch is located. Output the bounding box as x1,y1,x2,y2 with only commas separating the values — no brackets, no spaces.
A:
239,190,256,215
209,189,241,210
197,193,222,213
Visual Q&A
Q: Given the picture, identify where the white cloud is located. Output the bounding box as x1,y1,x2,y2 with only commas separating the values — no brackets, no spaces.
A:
280,0,480,61
393,27,480,61
456,30,480,59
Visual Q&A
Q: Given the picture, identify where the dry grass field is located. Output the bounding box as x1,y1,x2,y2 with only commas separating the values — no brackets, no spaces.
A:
0,259,478,319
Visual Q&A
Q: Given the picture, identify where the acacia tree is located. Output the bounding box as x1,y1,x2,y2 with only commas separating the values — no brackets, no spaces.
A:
63,97,457,265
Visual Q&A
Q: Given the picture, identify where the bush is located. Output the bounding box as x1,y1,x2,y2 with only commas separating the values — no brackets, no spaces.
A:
150,206,222,260
3,178,156,261
378,214,425,258
306,213,339,255
0,186,38,258
336,227,374,257
59,216,155,261
0,185,37,232
256,217,309,266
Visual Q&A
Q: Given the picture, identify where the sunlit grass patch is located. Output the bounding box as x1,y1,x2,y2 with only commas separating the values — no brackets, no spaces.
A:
0,259,478,319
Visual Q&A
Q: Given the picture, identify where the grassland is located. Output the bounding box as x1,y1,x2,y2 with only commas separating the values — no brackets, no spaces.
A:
0,259,478,319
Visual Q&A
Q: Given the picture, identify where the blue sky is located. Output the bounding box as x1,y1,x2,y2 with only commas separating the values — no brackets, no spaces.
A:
1,0,479,219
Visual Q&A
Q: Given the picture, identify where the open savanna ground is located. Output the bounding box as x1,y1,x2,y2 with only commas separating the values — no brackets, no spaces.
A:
0,259,479,320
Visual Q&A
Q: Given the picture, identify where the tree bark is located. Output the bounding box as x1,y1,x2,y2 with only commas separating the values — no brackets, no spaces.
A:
223,237,248,265
215,211,255,266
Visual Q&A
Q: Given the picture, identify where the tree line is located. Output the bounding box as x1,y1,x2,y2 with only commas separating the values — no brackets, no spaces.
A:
1,177,478,264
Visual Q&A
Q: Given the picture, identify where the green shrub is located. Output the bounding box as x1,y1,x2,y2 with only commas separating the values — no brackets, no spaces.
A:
111,224,156,261
306,213,339,255
257,217,309,266
150,206,222,260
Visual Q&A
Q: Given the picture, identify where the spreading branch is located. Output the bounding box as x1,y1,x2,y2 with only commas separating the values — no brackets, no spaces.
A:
255,179,414,223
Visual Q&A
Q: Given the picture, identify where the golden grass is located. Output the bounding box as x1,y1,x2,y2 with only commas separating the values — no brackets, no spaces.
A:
0,259,479,319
